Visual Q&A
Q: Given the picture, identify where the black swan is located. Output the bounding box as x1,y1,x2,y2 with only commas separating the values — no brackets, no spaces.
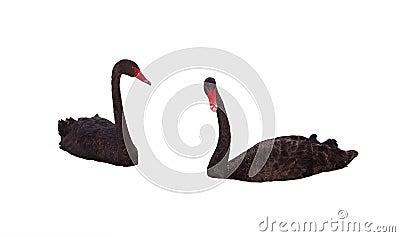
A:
203,77,358,181
58,59,151,166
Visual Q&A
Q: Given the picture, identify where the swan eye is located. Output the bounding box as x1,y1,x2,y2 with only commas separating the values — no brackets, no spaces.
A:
132,66,140,77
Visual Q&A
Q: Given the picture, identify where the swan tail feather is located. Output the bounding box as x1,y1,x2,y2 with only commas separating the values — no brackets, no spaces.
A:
58,118,76,138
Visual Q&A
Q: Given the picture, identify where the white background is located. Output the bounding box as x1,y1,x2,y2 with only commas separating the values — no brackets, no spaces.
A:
1,0,399,236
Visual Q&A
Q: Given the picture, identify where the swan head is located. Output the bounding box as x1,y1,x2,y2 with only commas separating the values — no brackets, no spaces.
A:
204,77,217,112
114,59,151,85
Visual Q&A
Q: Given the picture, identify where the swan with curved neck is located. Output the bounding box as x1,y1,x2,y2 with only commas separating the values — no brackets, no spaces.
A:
204,77,358,181
58,59,151,166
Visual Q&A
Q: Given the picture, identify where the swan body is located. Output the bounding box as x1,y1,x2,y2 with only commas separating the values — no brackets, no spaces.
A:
224,134,357,182
58,115,135,166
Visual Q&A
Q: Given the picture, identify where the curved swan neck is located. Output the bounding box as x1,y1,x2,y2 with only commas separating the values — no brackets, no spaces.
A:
207,90,231,178
111,69,124,156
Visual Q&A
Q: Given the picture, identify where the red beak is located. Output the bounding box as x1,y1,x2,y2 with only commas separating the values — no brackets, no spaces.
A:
207,89,217,112
136,71,151,86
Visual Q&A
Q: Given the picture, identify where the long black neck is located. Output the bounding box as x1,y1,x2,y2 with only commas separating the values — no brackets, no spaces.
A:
111,68,125,158
207,90,231,178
